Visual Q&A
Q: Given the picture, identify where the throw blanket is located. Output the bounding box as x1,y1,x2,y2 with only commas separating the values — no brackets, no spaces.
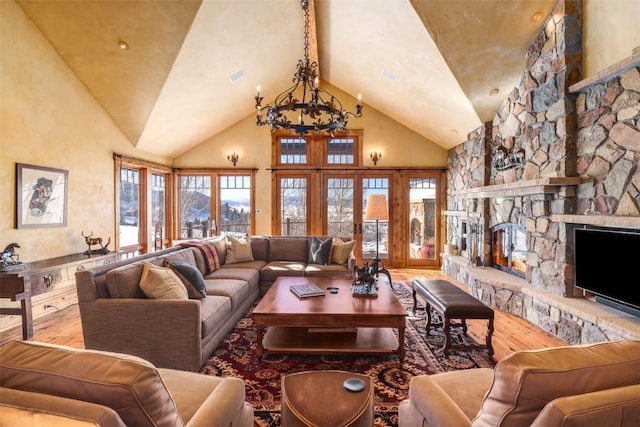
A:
178,241,220,275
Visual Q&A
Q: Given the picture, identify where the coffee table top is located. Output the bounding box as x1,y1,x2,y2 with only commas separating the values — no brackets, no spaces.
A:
252,276,406,318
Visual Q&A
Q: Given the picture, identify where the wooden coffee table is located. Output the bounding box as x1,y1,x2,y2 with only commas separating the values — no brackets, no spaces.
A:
252,276,407,362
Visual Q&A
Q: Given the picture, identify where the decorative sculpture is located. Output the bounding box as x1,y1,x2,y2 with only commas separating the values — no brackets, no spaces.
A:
352,262,377,297
1,243,25,271
82,231,111,257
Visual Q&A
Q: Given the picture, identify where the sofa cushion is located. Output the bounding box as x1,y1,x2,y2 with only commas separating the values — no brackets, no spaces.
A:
207,267,260,290
105,262,147,298
166,260,207,299
330,237,356,265
269,237,308,262
226,235,254,264
261,261,306,283
200,295,232,339
0,341,182,427
308,236,332,265
305,263,350,277
204,278,250,310
472,340,640,427
139,263,188,300
250,236,270,261
0,386,127,427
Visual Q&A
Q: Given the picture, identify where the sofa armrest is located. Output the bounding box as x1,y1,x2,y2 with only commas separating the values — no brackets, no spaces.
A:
407,375,473,427
185,377,250,427
531,384,640,427
79,298,202,371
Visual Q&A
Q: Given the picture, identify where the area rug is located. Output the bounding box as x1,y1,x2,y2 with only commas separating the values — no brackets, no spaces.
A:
200,282,495,426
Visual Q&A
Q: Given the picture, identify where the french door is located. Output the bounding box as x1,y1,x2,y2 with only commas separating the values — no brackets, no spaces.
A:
322,173,392,265
404,172,444,268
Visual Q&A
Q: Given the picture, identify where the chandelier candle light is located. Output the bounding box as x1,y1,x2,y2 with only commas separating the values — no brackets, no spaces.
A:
254,0,363,136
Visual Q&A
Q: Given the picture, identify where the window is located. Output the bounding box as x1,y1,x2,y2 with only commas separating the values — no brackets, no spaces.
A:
279,137,307,164
178,175,212,239
219,175,252,237
327,137,355,165
119,166,141,248
279,177,308,235
273,130,361,167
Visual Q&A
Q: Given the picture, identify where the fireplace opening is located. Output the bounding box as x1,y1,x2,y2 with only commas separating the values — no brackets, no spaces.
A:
491,223,527,278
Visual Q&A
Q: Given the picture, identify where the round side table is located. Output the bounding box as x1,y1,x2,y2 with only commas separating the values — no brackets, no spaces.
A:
281,370,374,426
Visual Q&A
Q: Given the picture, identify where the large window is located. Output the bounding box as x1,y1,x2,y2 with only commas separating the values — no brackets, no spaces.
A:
178,175,212,238
119,166,141,248
176,171,256,240
279,176,308,236
116,156,172,254
219,175,252,237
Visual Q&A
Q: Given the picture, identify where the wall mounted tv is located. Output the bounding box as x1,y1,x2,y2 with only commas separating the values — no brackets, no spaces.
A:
574,227,640,315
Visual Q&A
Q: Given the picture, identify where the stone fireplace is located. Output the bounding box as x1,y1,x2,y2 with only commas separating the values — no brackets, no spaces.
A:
490,223,527,278
443,1,640,344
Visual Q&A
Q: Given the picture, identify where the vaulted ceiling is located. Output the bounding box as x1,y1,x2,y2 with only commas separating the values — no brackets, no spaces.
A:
17,0,555,157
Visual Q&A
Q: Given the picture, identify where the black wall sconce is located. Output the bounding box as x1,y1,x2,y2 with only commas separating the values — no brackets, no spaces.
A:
370,151,382,165
227,152,239,167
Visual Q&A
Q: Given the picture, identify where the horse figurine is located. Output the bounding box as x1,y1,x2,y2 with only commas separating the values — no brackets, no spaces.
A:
1,243,25,270
352,262,376,295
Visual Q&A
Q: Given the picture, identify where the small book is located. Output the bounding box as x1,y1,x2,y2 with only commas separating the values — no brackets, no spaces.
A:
290,283,325,298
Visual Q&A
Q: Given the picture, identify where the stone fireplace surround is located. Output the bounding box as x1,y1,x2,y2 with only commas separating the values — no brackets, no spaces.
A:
443,1,640,345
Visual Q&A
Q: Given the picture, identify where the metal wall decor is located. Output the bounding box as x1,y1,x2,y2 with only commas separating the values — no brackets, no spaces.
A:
492,145,525,171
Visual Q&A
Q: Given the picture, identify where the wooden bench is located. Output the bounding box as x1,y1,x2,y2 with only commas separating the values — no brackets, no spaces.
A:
411,278,494,357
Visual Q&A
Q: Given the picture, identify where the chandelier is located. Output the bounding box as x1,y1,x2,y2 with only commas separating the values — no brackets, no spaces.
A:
254,0,363,136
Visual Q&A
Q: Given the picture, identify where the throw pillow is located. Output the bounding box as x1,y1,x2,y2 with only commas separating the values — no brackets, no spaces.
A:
138,263,188,300
225,235,254,264
331,237,356,265
308,236,332,265
164,260,207,299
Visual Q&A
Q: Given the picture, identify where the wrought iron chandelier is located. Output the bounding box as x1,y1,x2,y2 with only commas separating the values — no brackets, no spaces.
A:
254,0,363,136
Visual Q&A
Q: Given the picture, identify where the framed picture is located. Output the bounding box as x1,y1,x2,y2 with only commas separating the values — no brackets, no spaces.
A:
16,163,68,228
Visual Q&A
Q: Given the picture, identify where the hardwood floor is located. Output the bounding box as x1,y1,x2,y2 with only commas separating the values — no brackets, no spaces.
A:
0,268,566,361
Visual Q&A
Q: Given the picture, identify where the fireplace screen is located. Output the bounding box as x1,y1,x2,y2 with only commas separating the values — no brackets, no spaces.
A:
491,223,527,277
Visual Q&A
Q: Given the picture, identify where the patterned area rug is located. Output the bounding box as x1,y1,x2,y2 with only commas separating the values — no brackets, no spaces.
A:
200,282,495,426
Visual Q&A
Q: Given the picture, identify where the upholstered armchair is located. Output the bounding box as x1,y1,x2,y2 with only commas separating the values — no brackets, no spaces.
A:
399,340,640,427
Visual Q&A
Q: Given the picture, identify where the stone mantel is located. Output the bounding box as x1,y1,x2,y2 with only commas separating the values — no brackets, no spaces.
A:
442,255,640,343
453,177,582,199
569,46,640,93
551,214,640,230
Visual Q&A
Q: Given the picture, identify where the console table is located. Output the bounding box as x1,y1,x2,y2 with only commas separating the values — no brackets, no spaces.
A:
0,252,119,339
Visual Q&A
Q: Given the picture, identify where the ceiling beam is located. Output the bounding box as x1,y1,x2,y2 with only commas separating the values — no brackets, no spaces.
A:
307,0,320,77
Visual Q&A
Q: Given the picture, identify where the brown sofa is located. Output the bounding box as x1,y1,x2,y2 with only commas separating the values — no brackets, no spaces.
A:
0,340,254,427
76,235,356,371
398,340,640,427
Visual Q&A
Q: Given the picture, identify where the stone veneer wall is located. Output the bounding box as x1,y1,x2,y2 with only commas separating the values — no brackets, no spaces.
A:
445,0,640,344
575,68,640,216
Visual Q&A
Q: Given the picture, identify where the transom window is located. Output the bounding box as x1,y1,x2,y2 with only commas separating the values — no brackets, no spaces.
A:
327,137,355,164
280,137,307,164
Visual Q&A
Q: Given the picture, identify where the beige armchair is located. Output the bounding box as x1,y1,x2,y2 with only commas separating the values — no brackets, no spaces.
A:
0,340,254,427
399,340,640,427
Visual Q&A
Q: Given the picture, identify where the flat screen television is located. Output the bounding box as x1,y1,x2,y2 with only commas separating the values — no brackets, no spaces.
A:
574,227,640,314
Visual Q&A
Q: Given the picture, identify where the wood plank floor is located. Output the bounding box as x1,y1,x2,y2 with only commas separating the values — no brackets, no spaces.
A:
0,268,567,361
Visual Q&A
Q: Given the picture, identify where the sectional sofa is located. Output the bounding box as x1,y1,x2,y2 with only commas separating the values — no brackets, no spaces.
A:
75,235,356,371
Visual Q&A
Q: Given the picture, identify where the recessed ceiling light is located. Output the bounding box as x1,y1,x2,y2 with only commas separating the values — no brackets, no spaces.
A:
229,70,246,83
382,69,397,81
489,88,500,96
118,40,129,51
451,129,458,134
530,11,543,22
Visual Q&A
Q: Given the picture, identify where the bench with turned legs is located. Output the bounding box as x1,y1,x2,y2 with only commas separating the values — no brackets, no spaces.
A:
411,278,494,356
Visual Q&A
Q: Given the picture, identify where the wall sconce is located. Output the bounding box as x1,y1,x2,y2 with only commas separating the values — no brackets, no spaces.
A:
370,151,382,165
227,152,239,167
